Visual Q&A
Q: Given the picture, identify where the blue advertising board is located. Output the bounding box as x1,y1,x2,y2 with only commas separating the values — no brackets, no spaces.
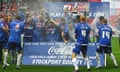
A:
22,42,104,66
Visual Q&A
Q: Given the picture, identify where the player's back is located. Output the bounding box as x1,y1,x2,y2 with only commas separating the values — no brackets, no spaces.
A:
75,22,90,45
99,24,112,46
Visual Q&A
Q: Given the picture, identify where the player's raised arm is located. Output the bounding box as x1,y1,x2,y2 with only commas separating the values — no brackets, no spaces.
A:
50,18,59,26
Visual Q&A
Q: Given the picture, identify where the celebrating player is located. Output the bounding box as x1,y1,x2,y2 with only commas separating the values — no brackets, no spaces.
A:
3,15,24,70
0,16,9,65
71,15,91,72
96,19,119,68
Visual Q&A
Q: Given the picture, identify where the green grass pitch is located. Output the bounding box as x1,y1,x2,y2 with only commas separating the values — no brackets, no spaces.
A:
0,37,120,72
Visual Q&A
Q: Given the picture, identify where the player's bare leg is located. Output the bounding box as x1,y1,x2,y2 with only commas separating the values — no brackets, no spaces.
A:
72,53,79,72
110,53,118,68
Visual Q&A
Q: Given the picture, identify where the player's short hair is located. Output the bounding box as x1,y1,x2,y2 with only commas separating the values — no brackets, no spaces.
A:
99,16,104,21
102,19,107,24
80,16,86,22
15,14,21,20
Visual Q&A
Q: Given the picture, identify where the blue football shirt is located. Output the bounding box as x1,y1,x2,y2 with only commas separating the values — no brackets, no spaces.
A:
98,24,112,46
75,22,91,45
8,20,24,43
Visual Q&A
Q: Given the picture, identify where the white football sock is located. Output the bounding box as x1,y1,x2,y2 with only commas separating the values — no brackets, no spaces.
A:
3,52,8,65
72,58,79,70
110,53,118,66
84,57,90,69
16,54,22,66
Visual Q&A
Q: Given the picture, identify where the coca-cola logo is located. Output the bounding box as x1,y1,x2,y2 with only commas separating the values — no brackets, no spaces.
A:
48,45,74,55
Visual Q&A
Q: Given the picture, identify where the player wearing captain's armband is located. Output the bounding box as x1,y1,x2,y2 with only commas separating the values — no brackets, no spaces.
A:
71,15,91,72
96,19,119,69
